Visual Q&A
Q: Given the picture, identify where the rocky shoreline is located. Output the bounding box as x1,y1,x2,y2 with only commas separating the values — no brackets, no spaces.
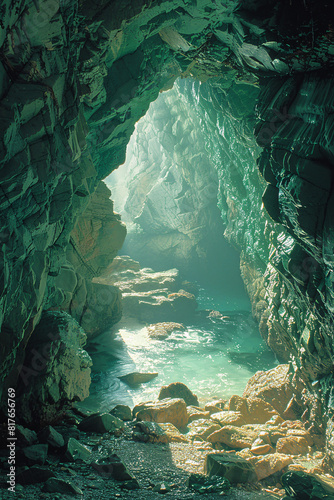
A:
1,371,334,499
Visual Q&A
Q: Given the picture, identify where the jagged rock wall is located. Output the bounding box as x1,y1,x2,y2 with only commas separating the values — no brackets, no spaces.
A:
0,0,334,453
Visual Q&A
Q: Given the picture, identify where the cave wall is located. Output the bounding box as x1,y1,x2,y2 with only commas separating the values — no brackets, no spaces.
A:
0,0,334,450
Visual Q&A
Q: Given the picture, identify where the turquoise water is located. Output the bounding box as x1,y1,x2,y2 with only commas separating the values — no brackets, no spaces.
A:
197,286,252,313
79,291,277,413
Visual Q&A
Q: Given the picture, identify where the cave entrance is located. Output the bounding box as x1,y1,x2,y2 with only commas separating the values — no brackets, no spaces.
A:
78,77,278,414
105,76,259,308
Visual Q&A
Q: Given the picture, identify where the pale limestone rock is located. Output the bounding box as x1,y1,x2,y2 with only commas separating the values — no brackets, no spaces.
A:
133,398,188,430
276,436,309,456
16,311,92,425
207,425,259,448
210,411,246,427
187,406,210,423
244,453,293,480
158,423,189,443
187,419,221,440
243,364,294,416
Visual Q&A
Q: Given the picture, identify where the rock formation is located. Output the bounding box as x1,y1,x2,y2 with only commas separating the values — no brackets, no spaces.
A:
1,0,334,468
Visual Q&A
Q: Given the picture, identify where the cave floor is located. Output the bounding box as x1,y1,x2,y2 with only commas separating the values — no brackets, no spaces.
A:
0,424,291,500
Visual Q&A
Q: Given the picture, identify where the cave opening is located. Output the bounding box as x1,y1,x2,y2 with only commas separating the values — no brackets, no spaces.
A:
78,76,278,415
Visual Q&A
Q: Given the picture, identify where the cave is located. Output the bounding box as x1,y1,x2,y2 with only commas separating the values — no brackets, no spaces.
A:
1,0,334,497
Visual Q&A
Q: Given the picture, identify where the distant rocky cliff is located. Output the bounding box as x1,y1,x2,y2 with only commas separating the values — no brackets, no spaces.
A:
1,0,334,462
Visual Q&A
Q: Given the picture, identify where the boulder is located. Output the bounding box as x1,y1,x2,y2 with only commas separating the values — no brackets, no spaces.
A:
64,438,92,462
16,311,92,425
187,406,210,423
132,421,168,444
210,411,246,427
158,382,199,406
132,421,187,443
167,290,197,319
38,426,64,448
204,453,257,484
282,471,334,499
147,322,185,340
118,372,158,385
204,400,226,414
17,466,56,485
78,413,124,434
158,423,188,443
276,436,309,456
16,425,38,447
110,404,132,421
44,478,83,495
242,451,293,480
20,444,48,466
207,425,258,448
133,398,188,429
228,395,279,424
187,419,221,440
92,454,132,481
242,364,294,416
286,429,314,446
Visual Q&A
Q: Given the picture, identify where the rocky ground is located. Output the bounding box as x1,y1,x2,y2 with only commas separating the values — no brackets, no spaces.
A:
1,375,334,499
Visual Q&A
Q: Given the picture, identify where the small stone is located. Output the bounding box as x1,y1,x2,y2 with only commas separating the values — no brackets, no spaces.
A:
153,482,171,494
187,473,230,494
38,426,65,448
78,413,124,434
110,404,132,421
64,438,92,462
119,372,158,385
147,322,185,340
266,415,285,425
44,478,83,495
250,444,274,455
